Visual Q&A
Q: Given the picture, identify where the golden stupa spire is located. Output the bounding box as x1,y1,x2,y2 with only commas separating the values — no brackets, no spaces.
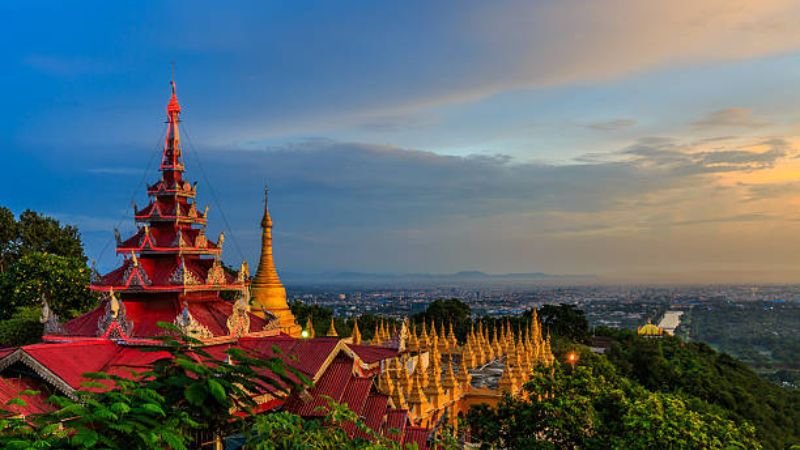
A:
305,316,315,338
351,318,361,344
462,341,476,369
424,351,445,409
483,330,495,361
326,316,338,337
396,357,412,397
420,321,430,351
373,323,382,345
406,322,419,352
378,366,394,395
447,321,458,349
492,325,503,358
442,355,459,402
406,367,429,420
498,363,517,394
456,355,472,391
390,377,407,409
251,186,301,336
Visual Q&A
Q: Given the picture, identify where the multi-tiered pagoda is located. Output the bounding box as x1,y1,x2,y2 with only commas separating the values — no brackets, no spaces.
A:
57,80,275,343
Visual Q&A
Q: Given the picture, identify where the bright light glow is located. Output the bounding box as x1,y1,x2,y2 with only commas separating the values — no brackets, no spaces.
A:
301,329,310,338
567,352,578,365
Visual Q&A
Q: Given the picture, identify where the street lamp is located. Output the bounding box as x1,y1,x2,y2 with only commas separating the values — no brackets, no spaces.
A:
566,351,578,368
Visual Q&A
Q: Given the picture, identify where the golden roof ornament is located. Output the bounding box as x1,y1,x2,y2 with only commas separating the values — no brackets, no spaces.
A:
351,318,361,345
326,317,338,337
236,260,249,284
305,316,315,338
206,257,226,285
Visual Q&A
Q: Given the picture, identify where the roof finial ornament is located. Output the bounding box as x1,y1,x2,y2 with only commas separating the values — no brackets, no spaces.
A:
261,184,273,228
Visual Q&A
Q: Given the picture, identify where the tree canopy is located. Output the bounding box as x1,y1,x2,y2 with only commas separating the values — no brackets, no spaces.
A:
0,208,86,271
530,303,590,343
601,330,800,449
467,352,761,449
0,252,95,321
0,208,95,342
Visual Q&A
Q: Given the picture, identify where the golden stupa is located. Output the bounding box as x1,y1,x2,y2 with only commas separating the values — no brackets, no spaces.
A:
251,187,302,337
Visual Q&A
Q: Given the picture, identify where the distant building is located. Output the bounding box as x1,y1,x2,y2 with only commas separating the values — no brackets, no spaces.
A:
637,320,664,337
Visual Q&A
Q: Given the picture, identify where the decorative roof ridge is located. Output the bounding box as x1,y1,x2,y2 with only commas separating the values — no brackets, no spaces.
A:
0,349,78,399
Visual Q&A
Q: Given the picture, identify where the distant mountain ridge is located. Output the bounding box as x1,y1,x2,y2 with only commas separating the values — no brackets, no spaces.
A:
282,270,595,285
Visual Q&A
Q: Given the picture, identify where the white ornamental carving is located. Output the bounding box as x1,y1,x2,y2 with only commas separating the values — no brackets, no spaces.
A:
40,296,64,335
174,302,213,339
226,289,251,338
97,289,134,338
170,257,201,285
206,258,227,285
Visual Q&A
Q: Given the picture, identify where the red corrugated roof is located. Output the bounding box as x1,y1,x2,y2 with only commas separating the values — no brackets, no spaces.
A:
283,355,353,417
239,336,339,377
347,344,399,364
339,377,374,437
21,340,120,389
352,393,389,440
404,426,431,450
383,409,408,442
0,377,52,416
340,377,372,413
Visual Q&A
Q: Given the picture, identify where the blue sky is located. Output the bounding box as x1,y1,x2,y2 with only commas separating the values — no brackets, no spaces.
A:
5,1,800,282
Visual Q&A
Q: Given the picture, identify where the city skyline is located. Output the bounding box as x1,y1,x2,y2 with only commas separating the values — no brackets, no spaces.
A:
5,1,800,282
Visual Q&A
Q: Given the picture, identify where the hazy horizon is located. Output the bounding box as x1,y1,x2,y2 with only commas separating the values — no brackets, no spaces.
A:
5,1,800,284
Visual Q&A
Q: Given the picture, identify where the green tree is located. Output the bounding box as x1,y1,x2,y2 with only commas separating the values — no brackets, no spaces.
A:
413,299,471,340
0,306,43,347
467,353,761,449
14,209,86,263
0,207,16,272
533,304,590,343
0,252,96,320
602,330,800,449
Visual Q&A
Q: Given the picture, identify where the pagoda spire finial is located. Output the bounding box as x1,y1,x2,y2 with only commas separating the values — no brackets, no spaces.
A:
162,76,183,174
261,185,272,229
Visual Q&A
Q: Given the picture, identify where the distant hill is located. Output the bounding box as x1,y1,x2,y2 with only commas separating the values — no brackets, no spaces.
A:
282,270,596,286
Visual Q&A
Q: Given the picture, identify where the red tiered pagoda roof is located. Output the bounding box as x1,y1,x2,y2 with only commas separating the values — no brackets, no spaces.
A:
53,80,271,342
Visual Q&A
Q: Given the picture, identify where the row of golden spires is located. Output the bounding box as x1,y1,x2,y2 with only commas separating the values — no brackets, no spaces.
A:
376,346,470,424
